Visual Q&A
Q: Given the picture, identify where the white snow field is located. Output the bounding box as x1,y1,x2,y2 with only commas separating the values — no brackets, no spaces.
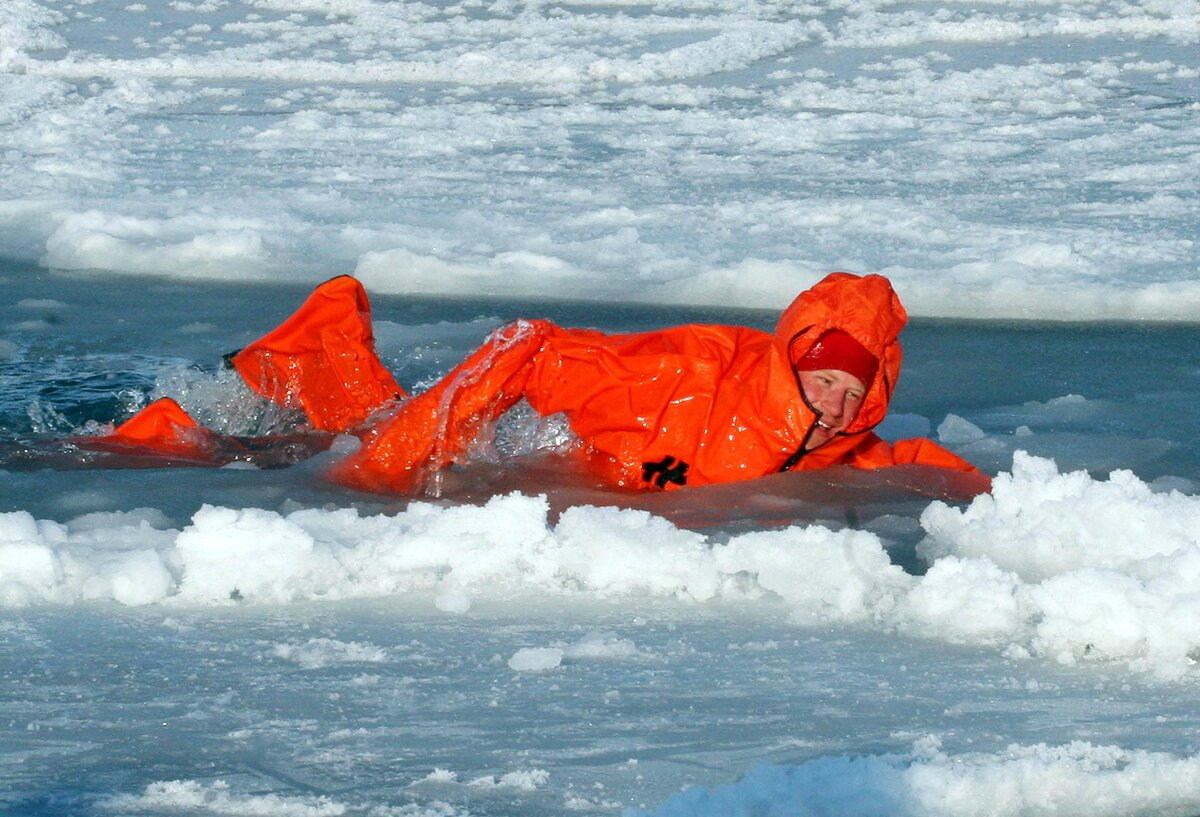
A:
1,0,1197,318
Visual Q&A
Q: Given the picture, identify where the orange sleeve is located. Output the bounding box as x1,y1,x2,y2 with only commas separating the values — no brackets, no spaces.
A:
848,433,984,475
330,319,554,494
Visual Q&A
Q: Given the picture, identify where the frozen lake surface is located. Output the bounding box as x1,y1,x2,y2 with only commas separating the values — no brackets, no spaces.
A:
3,0,1200,814
2,0,1197,319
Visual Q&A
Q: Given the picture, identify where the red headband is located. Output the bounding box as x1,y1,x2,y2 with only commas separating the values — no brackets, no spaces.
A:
792,330,878,387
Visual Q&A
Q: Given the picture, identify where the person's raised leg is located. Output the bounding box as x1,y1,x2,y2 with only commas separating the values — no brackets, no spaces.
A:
229,275,405,432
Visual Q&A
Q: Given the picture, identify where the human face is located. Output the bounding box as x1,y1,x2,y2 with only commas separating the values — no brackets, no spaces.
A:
797,368,867,450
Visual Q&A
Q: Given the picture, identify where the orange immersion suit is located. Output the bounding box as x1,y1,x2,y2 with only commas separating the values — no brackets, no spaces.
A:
104,272,982,492
228,274,405,432
93,395,220,461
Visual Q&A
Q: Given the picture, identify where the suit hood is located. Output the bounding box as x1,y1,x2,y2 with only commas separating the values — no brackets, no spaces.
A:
774,272,908,434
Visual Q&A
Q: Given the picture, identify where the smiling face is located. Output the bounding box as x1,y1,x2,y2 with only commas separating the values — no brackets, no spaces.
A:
797,368,868,450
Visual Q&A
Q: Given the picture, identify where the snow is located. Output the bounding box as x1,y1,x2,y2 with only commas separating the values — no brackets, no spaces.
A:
2,0,1198,319
637,739,1200,817
272,638,389,670
5,453,1200,681
508,647,564,673
3,0,1200,814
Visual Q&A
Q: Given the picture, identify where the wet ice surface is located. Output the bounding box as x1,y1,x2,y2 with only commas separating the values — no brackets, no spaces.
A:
8,600,1200,817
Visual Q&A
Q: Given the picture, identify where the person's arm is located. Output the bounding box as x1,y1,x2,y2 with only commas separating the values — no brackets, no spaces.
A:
848,433,985,475
330,319,555,494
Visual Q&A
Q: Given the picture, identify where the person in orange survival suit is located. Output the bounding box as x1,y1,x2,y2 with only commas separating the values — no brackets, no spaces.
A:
104,272,985,492
324,270,984,494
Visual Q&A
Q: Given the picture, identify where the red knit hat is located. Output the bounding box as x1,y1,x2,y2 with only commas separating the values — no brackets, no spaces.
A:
792,330,878,386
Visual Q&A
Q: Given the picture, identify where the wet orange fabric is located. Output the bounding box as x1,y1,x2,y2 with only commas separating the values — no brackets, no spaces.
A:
230,275,404,432
332,272,986,494
94,397,217,460
329,320,547,492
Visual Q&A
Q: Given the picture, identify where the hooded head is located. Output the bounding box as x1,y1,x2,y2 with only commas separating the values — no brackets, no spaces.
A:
774,272,907,435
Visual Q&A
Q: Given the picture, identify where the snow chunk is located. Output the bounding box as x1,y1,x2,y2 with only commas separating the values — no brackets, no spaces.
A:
563,630,650,662
896,556,1032,646
717,525,913,623
508,647,563,672
175,505,336,604
920,451,1200,580
467,769,550,791
271,638,389,670
99,779,347,816
554,505,717,600
915,452,1200,675
0,511,62,606
508,631,652,673
937,414,986,445
80,548,174,607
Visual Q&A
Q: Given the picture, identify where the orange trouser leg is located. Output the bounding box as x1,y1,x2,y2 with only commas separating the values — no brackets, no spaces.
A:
330,320,553,494
230,275,405,432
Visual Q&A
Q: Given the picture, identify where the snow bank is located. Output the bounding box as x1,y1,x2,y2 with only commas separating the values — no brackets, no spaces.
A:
4,453,1200,677
915,452,1200,675
43,210,275,281
635,738,1200,817
0,495,910,619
